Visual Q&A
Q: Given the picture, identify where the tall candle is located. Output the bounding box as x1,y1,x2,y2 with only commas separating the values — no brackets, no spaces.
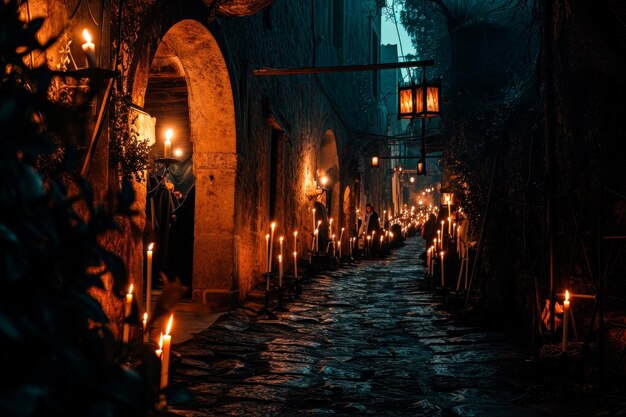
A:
294,251,298,278
278,255,283,287
164,129,173,158
329,218,333,238
338,241,342,258
315,229,319,252
123,283,133,343
427,248,431,275
441,220,445,239
279,236,284,261
160,314,174,391
269,222,276,272
312,208,316,231
146,243,154,317
448,217,452,235
143,312,148,343
440,251,445,287
265,234,270,272
562,290,570,352
81,29,96,68
293,231,298,253
436,231,440,251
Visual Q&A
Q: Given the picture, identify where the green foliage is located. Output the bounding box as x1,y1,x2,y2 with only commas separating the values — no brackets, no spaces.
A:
0,1,157,415
110,93,150,183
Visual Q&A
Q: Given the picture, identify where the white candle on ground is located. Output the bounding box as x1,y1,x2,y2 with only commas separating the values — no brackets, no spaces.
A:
269,222,276,273
123,283,133,343
265,234,270,272
440,251,445,286
143,312,148,343
146,243,154,317
160,314,174,391
562,290,570,353
293,231,298,253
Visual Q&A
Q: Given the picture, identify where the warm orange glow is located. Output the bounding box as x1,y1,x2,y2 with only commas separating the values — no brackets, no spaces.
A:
415,85,440,115
143,312,148,322
271,222,276,230
565,290,570,302
165,129,174,141
320,176,328,187
165,314,173,335
82,29,92,43
371,156,379,167
128,283,133,295
158,332,164,350
174,148,183,158
148,242,154,251
294,231,298,237
399,86,413,115
440,251,444,257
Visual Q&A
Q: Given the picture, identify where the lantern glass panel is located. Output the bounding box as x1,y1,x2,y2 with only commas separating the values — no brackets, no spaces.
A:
399,87,414,116
415,85,440,117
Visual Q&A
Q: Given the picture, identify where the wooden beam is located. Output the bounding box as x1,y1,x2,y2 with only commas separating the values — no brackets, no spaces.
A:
253,59,435,76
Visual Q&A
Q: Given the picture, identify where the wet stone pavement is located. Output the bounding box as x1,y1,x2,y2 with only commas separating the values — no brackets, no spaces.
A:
169,238,550,417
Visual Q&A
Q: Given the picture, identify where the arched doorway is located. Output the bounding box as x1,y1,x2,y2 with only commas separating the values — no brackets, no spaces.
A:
318,130,340,223
136,20,238,309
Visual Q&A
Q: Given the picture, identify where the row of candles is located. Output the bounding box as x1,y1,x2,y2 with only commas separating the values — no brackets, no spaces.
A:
121,243,177,407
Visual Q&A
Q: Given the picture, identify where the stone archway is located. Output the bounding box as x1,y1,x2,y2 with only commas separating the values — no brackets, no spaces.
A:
135,20,238,309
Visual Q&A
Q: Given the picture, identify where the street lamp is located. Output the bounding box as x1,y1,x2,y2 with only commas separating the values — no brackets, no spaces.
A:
397,80,440,119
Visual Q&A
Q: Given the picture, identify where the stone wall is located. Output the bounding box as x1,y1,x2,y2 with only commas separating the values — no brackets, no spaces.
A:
30,0,386,314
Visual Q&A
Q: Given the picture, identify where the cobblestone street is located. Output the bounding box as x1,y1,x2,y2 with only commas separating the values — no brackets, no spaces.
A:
168,238,561,416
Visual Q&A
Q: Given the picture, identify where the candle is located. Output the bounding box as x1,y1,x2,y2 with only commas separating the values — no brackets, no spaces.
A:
265,234,270,272
278,255,283,287
427,248,431,275
431,246,435,276
146,243,154,317
293,251,298,278
160,314,174,391
81,29,96,68
312,208,316,231
436,231,440,251
156,332,163,359
339,227,345,247
164,129,173,158
448,216,452,235
440,251,445,287
293,231,298,253
315,228,319,252
123,283,133,343
441,220,445,239
329,218,333,238
338,241,342,258
562,290,570,352
279,236,284,262
143,312,148,343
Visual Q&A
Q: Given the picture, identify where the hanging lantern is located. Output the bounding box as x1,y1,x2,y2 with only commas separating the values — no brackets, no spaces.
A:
441,192,454,205
371,156,379,167
397,80,440,119
417,160,424,175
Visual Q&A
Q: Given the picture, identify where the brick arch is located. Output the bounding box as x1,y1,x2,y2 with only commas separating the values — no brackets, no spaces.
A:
134,19,239,308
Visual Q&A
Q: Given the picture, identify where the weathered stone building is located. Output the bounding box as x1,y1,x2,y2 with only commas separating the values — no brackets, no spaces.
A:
28,0,387,318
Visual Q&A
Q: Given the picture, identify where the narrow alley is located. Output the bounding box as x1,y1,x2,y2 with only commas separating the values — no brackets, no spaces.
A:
171,238,548,417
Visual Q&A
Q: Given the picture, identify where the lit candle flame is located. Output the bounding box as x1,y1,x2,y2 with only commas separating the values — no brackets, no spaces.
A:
565,290,569,301
128,283,133,295
165,314,173,335
271,222,276,230
82,29,92,43
165,128,173,141
174,148,183,158
279,236,284,242
294,231,298,237
159,332,164,349
143,312,148,322
148,242,154,251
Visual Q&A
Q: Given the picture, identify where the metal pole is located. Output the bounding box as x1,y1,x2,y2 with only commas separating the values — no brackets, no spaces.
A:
253,59,435,76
